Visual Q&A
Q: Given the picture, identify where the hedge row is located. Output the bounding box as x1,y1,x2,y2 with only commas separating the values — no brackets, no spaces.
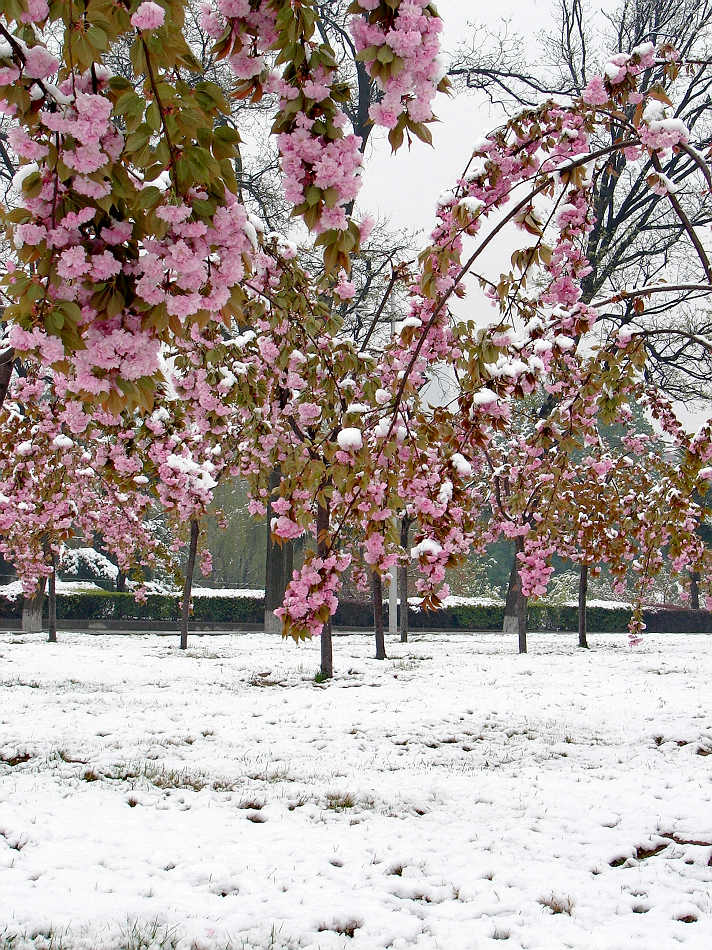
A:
0,592,264,623
2,590,710,632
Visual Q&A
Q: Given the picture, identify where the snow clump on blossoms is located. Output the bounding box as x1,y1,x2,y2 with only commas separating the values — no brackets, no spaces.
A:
337,428,363,451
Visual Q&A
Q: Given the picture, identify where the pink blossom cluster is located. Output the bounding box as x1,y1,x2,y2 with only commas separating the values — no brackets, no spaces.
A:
3,15,710,649
517,539,554,598
210,0,363,232
278,124,363,232
350,0,444,129
130,2,166,30
0,375,170,595
582,42,656,105
274,552,352,638
3,65,261,396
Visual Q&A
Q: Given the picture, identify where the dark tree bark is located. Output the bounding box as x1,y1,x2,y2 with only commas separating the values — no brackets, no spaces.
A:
48,556,57,643
180,519,199,651
516,590,527,655
690,570,700,611
371,570,386,660
317,502,333,678
399,516,411,643
503,538,527,653
578,563,589,649
503,548,518,627
264,467,293,633
285,539,294,589
116,569,126,593
0,348,14,413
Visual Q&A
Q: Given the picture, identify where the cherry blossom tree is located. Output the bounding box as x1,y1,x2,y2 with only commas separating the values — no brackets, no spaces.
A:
2,1,712,675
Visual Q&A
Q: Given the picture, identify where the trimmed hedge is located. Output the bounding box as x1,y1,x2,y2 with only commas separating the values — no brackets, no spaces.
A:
643,606,712,633
54,592,264,623
0,595,21,620
0,591,264,624
335,601,632,631
1,590,710,632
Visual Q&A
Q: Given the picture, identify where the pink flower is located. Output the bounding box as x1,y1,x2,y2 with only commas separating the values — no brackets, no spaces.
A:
20,0,49,22
156,204,191,224
15,223,46,245
199,4,224,37
199,549,213,576
582,76,608,107
91,251,121,280
369,102,400,129
359,215,375,242
218,0,250,15
229,51,264,79
23,46,59,79
102,221,133,245
7,127,48,161
0,67,20,85
130,2,165,30
57,246,88,279
334,270,356,300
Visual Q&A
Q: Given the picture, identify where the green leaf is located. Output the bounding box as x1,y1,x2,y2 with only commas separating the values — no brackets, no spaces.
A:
306,185,322,207
355,45,379,63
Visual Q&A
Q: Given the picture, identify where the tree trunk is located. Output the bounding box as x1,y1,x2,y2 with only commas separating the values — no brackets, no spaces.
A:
22,577,46,633
690,570,700,611
399,517,410,643
0,348,14,413
48,557,57,643
503,546,518,635
285,539,294,589
116,569,126,593
317,502,333,679
372,570,386,660
180,519,199,651
503,539,528,652
517,587,527,654
264,468,292,633
578,563,588,649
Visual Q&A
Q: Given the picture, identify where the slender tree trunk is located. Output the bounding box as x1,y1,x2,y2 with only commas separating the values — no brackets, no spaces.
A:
0,348,14,413
690,570,700,611
578,563,589,649
285,539,294,589
503,539,528,652
372,570,386,659
517,586,527,654
47,556,57,643
264,468,292,633
22,577,46,633
116,569,126,593
317,502,333,679
503,546,519,636
180,519,199,651
399,517,410,643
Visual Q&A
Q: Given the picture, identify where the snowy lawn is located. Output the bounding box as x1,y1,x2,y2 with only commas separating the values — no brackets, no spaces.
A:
1,632,711,950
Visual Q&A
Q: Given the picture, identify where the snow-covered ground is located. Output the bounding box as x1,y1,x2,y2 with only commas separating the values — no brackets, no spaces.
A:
1,632,710,950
